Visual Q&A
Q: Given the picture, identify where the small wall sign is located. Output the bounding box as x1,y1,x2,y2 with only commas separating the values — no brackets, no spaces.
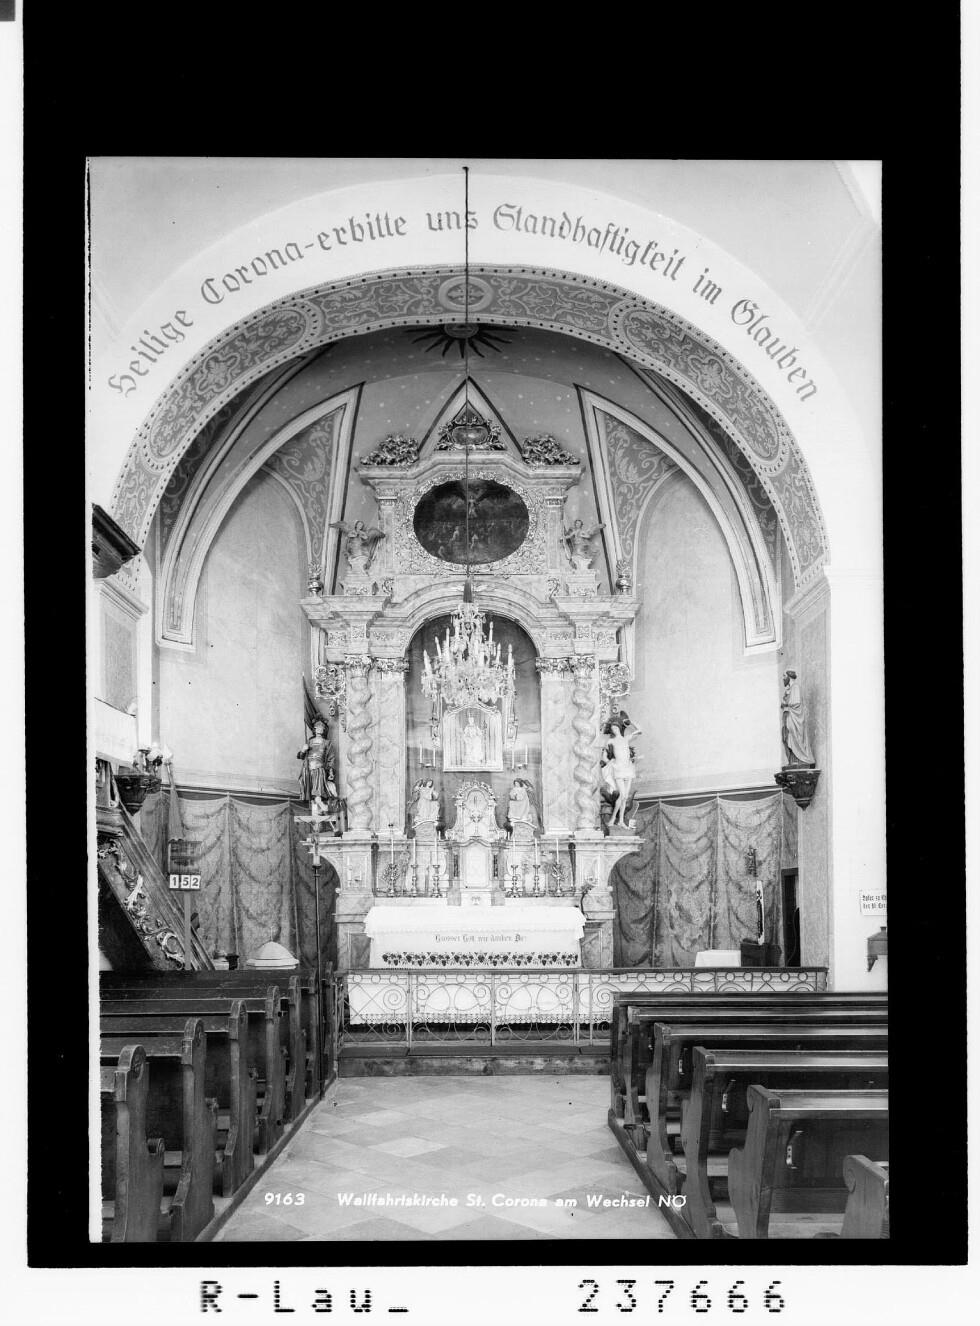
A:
860,889,886,916
169,873,202,890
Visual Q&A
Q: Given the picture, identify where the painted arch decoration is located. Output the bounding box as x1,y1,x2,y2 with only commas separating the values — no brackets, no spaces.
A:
110,265,829,590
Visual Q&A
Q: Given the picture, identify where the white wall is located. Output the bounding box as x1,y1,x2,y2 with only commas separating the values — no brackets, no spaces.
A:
628,472,780,795
157,471,308,793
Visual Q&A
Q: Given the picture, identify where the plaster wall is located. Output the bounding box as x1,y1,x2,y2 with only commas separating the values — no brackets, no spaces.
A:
628,472,780,796
157,471,307,792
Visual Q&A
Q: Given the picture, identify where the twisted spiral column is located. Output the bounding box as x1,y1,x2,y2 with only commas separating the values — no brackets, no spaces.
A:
570,656,599,831
343,655,374,831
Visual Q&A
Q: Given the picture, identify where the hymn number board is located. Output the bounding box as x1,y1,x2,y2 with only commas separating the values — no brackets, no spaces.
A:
168,873,202,890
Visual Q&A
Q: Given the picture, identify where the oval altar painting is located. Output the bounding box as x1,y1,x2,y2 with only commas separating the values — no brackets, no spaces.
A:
413,479,529,564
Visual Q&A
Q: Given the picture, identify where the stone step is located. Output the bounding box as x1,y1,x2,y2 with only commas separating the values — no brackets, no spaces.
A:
339,1043,610,1077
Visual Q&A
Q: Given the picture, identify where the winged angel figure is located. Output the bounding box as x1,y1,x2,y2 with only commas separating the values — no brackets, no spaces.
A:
330,519,385,575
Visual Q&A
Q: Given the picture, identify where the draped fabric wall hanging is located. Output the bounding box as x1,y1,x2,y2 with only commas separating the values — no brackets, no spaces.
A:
611,792,797,967
139,788,337,968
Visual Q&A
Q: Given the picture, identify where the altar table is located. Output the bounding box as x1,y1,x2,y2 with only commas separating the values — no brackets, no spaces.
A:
362,902,584,969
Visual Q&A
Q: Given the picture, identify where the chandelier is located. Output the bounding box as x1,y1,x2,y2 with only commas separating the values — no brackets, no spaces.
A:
422,598,515,711
419,165,515,723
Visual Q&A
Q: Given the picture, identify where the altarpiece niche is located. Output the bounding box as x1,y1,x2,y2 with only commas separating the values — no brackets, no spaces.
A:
301,391,644,972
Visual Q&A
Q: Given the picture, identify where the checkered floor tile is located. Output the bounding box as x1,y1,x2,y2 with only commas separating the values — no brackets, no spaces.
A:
214,1076,676,1241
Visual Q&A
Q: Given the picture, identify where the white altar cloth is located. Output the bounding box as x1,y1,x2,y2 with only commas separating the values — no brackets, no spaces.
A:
363,903,584,969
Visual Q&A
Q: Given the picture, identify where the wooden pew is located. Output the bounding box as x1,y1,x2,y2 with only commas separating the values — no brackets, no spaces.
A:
728,1086,889,1238
611,992,887,1141
840,1155,889,1238
644,1022,889,1195
101,999,257,1196
100,1017,216,1241
681,1049,889,1239
104,970,314,1117
100,1043,165,1242
100,983,287,1151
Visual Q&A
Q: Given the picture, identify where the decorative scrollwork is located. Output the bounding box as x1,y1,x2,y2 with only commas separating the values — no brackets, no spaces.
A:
362,433,420,466
372,657,409,674
535,657,570,676
599,661,632,713
518,434,580,466
314,663,348,728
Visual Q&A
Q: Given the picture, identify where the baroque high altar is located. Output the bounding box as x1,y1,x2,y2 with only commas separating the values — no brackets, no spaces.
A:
298,389,643,972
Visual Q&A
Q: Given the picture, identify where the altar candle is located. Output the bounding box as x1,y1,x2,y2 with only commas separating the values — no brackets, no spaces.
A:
555,834,560,860
534,839,539,866
511,746,515,770
389,828,394,864
523,743,528,765
412,837,417,865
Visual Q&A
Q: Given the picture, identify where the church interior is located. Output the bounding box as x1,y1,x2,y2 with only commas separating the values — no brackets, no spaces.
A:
89,159,888,1243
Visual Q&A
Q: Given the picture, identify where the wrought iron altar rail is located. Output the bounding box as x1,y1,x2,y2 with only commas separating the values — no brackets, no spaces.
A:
336,966,828,1048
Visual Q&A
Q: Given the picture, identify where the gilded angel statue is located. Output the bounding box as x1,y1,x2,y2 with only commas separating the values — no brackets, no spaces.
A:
330,519,385,574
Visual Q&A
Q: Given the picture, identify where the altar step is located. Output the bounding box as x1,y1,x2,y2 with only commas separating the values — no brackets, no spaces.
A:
339,1042,610,1077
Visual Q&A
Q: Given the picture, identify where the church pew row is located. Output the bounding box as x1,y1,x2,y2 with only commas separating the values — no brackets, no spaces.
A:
609,992,888,1142
643,1022,889,1195
680,1048,889,1239
100,1018,216,1241
101,1000,257,1196
100,1043,166,1242
100,984,288,1151
727,1086,889,1238
102,968,327,1113
840,1155,889,1238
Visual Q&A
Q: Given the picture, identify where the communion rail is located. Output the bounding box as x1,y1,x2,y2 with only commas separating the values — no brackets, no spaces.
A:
335,966,828,1048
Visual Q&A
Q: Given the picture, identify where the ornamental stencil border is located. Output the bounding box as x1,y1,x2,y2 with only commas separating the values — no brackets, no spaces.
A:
108,265,829,587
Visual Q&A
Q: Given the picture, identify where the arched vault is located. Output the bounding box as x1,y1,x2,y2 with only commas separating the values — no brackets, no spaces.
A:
111,265,828,596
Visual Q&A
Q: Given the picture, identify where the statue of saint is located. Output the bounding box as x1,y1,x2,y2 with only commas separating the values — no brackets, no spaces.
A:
600,710,642,827
461,714,486,766
562,518,604,571
298,718,339,808
780,669,815,766
330,519,385,575
408,778,440,828
507,778,538,831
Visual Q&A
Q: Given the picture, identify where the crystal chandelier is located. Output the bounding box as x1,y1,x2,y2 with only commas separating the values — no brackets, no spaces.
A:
422,600,515,711
419,164,515,722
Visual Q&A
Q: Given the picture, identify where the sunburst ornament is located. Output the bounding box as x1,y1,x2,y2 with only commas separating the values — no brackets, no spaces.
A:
410,323,510,358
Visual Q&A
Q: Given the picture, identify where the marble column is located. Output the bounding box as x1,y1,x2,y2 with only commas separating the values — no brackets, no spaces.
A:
343,655,375,832
537,656,573,832
570,655,600,831
373,657,409,835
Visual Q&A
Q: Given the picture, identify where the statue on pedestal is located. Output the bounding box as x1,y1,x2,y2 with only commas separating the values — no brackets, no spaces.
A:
330,519,385,575
780,669,815,766
461,713,486,766
562,518,604,572
297,718,339,811
408,778,440,830
506,778,539,833
600,710,642,828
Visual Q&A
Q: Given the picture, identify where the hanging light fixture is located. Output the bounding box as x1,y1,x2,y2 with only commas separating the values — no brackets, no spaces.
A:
421,165,516,718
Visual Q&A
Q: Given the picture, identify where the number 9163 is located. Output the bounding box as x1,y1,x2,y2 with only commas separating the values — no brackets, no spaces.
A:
264,1192,306,1206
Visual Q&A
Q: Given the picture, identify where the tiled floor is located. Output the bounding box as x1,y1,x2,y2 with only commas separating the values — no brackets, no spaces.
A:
215,1075,676,1241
